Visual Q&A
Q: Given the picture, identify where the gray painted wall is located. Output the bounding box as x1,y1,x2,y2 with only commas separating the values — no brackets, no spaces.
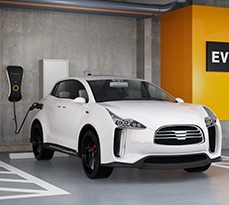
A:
136,17,160,85
0,8,137,152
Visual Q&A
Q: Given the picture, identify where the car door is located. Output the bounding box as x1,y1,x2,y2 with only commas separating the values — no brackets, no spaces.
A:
48,80,89,150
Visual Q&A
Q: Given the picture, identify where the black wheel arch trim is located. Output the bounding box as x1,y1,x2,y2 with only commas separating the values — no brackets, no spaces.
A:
30,119,42,143
78,124,99,158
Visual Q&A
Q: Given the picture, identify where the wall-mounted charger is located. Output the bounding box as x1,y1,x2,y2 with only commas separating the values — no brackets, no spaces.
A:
6,65,43,134
6,66,23,102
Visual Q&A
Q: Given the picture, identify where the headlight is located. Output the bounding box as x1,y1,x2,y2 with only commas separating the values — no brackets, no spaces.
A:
203,106,217,127
107,109,146,129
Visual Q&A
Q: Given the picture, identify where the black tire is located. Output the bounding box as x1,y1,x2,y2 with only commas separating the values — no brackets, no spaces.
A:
31,123,54,160
81,130,113,179
184,164,211,173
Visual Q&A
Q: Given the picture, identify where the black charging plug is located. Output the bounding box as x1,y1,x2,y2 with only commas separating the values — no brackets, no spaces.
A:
29,102,43,111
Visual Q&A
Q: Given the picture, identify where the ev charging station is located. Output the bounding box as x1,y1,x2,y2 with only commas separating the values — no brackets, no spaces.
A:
6,60,69,134
6,65,36,134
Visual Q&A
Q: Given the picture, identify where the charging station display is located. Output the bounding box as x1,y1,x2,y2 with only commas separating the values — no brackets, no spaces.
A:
6,66,23,102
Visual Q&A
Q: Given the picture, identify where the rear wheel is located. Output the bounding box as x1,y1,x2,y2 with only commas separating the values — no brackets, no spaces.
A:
184,164,211,173
81,130,113,179
31,123,54,160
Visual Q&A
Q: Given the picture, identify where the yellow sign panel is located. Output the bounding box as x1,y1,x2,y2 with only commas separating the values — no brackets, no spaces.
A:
161,5,229,120
192,5,229,120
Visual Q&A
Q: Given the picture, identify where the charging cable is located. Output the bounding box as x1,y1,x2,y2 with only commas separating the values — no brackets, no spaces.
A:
13,101,43,134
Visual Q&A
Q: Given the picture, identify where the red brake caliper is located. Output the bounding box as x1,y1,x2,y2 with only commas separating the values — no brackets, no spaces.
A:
85,144,96,170
91,144,96,157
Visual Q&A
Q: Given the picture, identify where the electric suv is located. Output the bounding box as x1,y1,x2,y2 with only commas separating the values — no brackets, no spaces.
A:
30,76,222,179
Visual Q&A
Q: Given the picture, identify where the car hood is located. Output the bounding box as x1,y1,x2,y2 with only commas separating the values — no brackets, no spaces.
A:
99,100,207,129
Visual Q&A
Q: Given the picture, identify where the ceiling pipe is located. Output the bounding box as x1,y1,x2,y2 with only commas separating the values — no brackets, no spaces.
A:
0,0,178,17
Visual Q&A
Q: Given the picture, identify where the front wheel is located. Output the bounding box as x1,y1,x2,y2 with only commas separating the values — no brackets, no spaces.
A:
81,130,113,179
31,123,54,160
184,164,211,173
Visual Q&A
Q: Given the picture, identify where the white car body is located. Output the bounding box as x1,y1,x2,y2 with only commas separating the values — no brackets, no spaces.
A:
30,76,222,178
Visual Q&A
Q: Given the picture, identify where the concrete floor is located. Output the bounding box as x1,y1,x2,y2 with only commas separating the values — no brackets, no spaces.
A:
0,151,229,205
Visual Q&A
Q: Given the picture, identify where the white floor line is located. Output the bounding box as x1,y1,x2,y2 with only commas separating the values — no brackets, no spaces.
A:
0,178,32,183
0,171,15,174
0,161,70,200
0,187,48,193
212,164,229,169
0,193,56,201
9,152,34,159
9,152,69,159
216,163,229,166
212,155,229,169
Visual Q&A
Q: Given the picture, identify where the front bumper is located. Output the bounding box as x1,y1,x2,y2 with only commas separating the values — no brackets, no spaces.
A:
99,120,222,167
103,154,222,169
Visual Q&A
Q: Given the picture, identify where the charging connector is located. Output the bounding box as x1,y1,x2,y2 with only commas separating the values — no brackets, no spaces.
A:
29,102,43,111
13,102,43,134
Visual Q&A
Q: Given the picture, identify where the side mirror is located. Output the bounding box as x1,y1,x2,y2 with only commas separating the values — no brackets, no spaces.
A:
73,97,86,104
175,98,184,103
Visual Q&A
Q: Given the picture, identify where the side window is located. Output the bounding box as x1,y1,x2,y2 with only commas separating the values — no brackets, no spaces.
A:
51,80,89,102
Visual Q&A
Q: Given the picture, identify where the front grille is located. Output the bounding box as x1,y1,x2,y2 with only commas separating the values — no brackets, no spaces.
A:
154,125,204,145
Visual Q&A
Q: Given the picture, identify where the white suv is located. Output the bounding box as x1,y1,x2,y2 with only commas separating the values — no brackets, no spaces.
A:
30,76,222,179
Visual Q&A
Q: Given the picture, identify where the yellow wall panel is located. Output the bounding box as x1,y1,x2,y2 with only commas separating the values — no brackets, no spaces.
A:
161,6,193,103
192,6,229,120
161,5,229,120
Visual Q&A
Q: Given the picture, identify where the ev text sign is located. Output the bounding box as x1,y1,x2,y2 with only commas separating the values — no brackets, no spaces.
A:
206,41,229,72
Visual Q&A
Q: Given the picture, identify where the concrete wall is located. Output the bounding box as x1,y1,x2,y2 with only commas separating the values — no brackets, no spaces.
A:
1,0,229,152
0,8,137,152
136,17,160,85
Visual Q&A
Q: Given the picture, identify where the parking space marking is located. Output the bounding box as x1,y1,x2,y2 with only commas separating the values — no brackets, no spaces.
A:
0,161,70,200
0,178,34,183
213,156,229,169
0,171,14,174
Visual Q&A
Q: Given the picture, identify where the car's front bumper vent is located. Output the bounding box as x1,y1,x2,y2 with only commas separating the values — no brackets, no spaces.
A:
154,125,204,145
208,125,216,153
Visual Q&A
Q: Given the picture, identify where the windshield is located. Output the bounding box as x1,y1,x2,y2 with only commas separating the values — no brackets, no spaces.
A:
87,79,176,103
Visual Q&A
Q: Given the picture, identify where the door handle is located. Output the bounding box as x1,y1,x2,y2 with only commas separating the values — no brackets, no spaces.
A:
57,105,66,108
